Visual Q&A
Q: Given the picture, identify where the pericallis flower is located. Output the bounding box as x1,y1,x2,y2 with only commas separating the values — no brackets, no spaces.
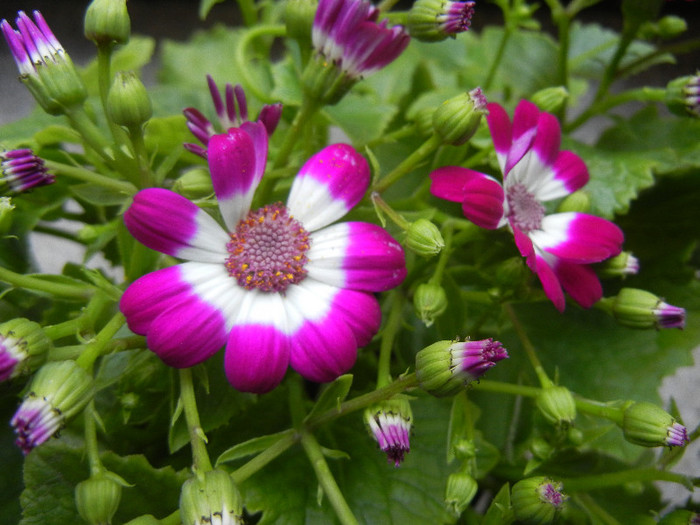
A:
430,100,624,311
1,148,54,196
183,75,282,158
120,124,406,393
364,397,413,467
1,11,87,115
408,0,476,42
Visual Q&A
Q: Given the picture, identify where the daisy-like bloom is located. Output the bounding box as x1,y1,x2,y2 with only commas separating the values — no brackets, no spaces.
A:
120,123,406,393
622,401,689,448
408,0,476,42
364,398,413,467
416,338,508,397
511,477,567,524
1,148,54,196
430,100,624,311
11,360,93,454
1,11,86,115
183,75,282,158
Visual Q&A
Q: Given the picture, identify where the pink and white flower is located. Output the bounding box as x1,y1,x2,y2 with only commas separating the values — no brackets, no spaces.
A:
430,100,623,311
121,124,406,393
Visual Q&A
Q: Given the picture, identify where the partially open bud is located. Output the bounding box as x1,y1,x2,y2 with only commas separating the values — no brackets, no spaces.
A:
405,218,444,257
511,477,567,525
11,360,94,454
665,73,700,118
530,86,569,114
600,288,685,330
416,338,508,397
75,471,125,525
445,471,478,516
621,401,689,448
597,252,639,279
408,0,475,42
536,385,577,428
414,283,448,327
0,318,50,382
107,71,152,129
433,88,488,145
180,469,244,525
364,397,413,467
84,0,130,45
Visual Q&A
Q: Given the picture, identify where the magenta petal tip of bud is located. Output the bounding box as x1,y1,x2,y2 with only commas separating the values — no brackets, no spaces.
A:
667,422,690,447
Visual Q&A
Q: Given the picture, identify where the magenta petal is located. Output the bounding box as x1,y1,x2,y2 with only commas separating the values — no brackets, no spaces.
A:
461,173,505,229
534,255,566,312
531,112,561,168
486,102,513,160
430,166,478,203
551,150,589,194
329,288,381,347
554,260,602,309
124,188,228,262
147,294,228,368
511,223,536,269
536,213,624,263
224,324,290,393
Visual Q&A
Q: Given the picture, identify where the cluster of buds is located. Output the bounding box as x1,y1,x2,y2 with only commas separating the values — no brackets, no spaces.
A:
364,397,413,467
180,469,244,525
599,288,686,330
0,148,54,196
416,338,508,397
0,318,50,382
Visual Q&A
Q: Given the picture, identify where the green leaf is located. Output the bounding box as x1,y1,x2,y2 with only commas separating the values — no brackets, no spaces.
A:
305,374,353,421
70,183,130,207
33,125,81,147
217,430,295,466
271,56,303,106
144,115,189,162
199,0,226,20
481,483,513,525
324,93,399,146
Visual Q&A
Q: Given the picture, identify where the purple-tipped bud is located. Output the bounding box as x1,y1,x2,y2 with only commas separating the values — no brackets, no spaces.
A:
416,338,508,397
183,75,282,157
1,148,54,196
433,87,488,145
621,401,689,448
666,73,700,118
601,288,685,330
364,397,413,467
180,469,244,525
511,477,567,524
0,318,50,382
597,252,640,279
408,0,475,42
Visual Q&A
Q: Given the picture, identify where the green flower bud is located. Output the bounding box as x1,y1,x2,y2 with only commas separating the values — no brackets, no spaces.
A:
556,190,590,213
75,472,124,525
406,218,445,257
123,516,161,525
416,339,508,397
413,283,448,327
433,88,488,145
597,252,639,279
285,0,317,50
567,427,584,447
639,15,687,40
511,477,567,525
530,86,569,114
180,469,243,525
494,257,528,289
84,0,131,45
658,509,700,525
600,288,685,330
536,385,577,427
621,401,689,448
445,471,478,516
364,397,413,466
107,71,152,129
453,438,476,461
529,437,553,461
408,0,475,43
413,106,437,137
301,55,355,106
0,197,14,234
0,318,50,382
11,360,94,454
173,168,215,199
666,73,700,118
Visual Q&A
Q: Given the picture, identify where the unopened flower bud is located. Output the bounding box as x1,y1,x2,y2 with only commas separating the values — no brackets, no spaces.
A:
123,516,161,525
600,288,685,330
511,477,567,525
75,472,125,525
107,71,152,129
530,86,569,114
406,218,444,257
1,148,54,196
445,471,478,516
433,88,488,145
597,252,639,278
414,283,448,327
173,168,215,199
640,15,687,40
530,437,553,461
84,0,130,45
0,318,50,382
416,338,508,397
408,0,475,42
621,401,689,448
413,106,437,137
536,385,577,427
453,438,476,461
364,397,413,467
285,0,317,50
180,469,244,525
666,74,700,118
556,190,590,213
658,509,700,525
495,257,528,289
11,360,94,454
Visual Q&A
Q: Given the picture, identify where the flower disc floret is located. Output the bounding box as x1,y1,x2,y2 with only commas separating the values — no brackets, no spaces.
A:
226,203,310,293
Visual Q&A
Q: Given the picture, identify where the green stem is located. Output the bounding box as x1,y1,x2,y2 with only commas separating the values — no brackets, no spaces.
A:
179,368,214,473
96,44,130,147
127,125,153,189
371,134,442,193
288,373,307,428
376,292,404,388
430,222,453,285
504,303,551,387
234,24,287,103
361,124,417,149
561,468,691,492
231,430,298,484
300,429,359,525
64,107,115,164
44,160,137,195
371,193,411,230
554,13,571,120
49,335,145,362
272,98,319,170
84,401,103,476
44,317,85,341
0,265,94,299
75,311,125,371
483,28,511,91
236,0,258,26
573,493,621,525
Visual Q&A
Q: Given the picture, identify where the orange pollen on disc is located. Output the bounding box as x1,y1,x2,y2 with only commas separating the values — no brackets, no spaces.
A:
225,203,311,293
